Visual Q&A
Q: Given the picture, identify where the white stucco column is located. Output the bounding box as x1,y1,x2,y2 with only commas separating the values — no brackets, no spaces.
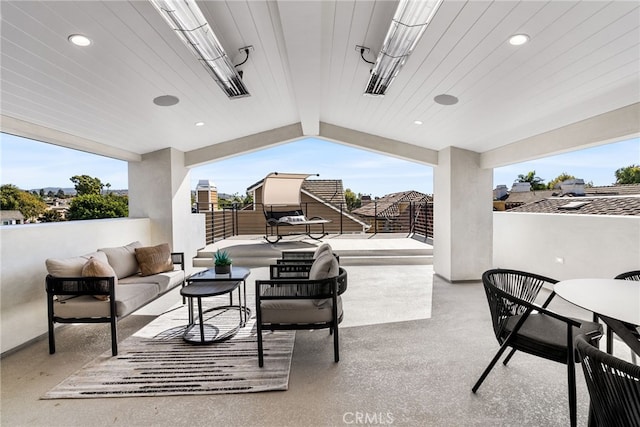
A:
128,147,194,254
433,147,493,281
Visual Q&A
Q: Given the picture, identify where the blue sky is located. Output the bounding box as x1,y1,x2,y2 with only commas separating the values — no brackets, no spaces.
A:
1,132,638,197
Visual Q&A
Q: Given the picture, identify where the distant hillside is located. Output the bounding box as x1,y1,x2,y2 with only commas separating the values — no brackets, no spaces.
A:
29,187,77,195
29,187,128,196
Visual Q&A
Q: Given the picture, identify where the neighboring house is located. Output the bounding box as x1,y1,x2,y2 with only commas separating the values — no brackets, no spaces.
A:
352,190,432,233
190,177,371,243
0,210,25,225
507,196,640,216
498,183,640,216
494,182,640,212
47,199,70,219
252,178,369,233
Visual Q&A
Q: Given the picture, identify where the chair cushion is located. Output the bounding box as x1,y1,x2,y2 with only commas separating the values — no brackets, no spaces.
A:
134,243,174,276
313,243,332,259
261,296,343,324
308,252,340,306
81,257,117,301
503,313,603,363
98,241,142,279
309,251,339,280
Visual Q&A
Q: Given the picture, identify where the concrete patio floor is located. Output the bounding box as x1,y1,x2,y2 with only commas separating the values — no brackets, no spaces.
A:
1,235,632,426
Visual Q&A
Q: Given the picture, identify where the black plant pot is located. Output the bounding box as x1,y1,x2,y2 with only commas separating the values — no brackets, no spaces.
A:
214,264,231,274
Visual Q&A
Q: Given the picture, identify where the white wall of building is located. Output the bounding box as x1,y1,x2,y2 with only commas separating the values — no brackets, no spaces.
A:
493,212,640,280
0,215,205,355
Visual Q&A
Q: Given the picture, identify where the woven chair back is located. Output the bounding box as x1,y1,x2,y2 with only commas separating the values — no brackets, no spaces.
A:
481,269,558,342
575,335,640,426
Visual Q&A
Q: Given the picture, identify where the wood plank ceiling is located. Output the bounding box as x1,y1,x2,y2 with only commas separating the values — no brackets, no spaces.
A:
1,0,638,165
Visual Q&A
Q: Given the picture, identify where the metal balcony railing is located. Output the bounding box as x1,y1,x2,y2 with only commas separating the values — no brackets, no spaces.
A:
194,201,433,244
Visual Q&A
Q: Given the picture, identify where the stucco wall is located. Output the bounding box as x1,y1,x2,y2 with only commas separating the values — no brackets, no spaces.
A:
0,215,205,355
493,212,640,280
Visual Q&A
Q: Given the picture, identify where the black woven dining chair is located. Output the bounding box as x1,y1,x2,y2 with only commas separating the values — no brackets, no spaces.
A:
575,334,640,427
610,270,640,363
472,269,603,427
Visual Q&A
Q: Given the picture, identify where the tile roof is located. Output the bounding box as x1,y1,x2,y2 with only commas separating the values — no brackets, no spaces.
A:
501,184,640,209
352,191,432,218
302,179,346,205
507,196,640,216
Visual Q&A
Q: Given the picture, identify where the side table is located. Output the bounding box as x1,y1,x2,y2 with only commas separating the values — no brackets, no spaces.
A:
180,280,242,344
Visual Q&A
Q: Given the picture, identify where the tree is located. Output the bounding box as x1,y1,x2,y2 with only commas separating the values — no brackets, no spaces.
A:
516,170,546,191
56,188,66,198
67,193,128,220
218,192,253,209
39,210,65,222
344,188,361,211
547,173,576,190
0,184,48,221
70,175,103,196
615,164,640,184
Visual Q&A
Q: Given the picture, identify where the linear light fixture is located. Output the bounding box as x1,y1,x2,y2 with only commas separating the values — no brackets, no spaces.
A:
364,0,443,96
149,0,250,99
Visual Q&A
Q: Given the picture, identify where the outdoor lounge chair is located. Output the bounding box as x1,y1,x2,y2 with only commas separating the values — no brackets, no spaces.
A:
255,251,347,367
473,269,603,427
277,242,339,265
575,334,640,426
262,172,331,243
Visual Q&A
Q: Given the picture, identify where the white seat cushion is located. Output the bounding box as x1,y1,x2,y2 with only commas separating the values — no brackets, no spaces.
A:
261,296,342,324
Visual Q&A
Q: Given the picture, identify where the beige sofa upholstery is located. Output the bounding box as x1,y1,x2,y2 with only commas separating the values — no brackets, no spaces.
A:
45,241,185,356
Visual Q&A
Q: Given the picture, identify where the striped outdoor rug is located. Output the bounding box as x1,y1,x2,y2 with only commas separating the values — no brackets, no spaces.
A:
42,300,295,399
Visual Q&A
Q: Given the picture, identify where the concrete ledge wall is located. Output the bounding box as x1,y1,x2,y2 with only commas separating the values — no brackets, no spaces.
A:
493,212,640,280
1,218,154,354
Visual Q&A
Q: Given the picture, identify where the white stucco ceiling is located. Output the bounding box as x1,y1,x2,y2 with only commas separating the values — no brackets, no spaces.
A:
1,0,638,167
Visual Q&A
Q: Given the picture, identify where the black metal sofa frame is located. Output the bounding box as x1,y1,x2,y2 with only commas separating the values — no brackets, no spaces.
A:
46,252,185,356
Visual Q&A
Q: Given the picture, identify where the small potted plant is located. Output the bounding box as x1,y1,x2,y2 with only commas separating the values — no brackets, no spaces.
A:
213,249,232,274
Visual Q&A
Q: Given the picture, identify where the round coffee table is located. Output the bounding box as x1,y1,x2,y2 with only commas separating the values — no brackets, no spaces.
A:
180,280,242,344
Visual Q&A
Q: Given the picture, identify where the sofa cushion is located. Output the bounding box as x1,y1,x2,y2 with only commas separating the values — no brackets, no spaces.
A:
53,283,159,319
119,269,185,294
81,257,117,301
261,296,342,324
98,241,142,279
134,243,173,277
46,251,109,277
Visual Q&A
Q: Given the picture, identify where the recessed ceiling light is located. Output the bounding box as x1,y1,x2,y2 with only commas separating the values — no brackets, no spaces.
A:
434,94,459,106
509,34,530,46
68,34,91,47
153,95,180,106
414,120,423,125
195,121,205,127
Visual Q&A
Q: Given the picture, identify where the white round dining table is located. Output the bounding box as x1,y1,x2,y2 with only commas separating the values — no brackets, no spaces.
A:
554,278,640,326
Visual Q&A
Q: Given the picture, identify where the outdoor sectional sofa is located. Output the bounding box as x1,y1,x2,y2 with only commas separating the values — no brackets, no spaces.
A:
45,241,185,356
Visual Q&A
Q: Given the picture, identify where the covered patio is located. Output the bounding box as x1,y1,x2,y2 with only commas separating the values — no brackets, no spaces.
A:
4,234,631,426
1,1,639,425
